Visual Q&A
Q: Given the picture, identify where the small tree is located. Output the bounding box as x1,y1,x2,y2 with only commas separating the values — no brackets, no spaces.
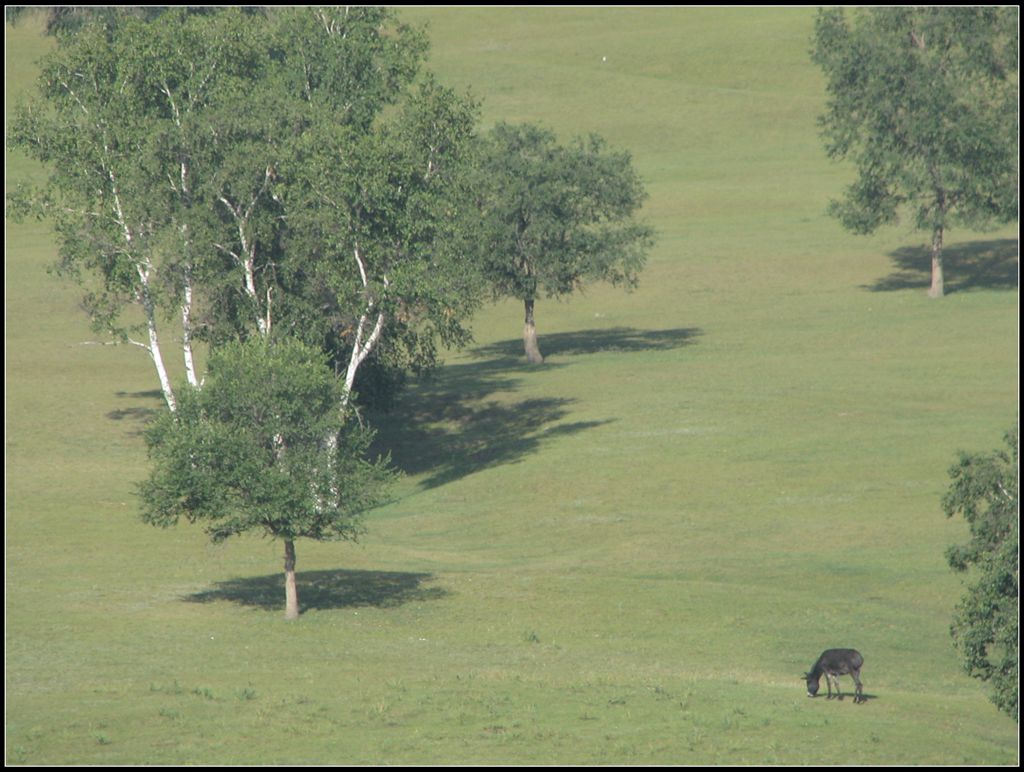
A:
474,122,655,363
811,7,1018,298
139,338,395,619
941,426,1019,721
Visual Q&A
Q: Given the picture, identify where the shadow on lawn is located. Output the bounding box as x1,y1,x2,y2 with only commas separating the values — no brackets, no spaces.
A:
115,326,700,490
107,389,163,425
470,325,703,362
808,692,879,704
865,238,1018,294
371,383,612,489
370,327,701,489
185,568,447,613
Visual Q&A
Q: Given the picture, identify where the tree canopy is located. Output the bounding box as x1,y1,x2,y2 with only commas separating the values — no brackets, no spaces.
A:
811,7,1018,297
7,7,481,410
474,122,654,363
9,7,662,617
8,6,481,617
942,426,1019,721
140,337,396,618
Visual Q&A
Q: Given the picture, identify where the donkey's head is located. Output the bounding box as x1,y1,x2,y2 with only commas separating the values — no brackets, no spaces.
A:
804,672,820,697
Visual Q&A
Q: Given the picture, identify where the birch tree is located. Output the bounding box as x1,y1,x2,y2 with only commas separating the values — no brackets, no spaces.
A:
8,18,187,408
8,7,469,411
8,9,279,404
280,76,483,408
10,8,485,617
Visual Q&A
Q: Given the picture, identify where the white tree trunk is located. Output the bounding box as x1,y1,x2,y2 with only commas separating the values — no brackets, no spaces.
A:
343,310,386,403
146,315,177,413
177,162,200,389
181,265,199,388
109,166,177,411
320,245,387,507
342,245,388,407
218,170,275,337
135,262,177,412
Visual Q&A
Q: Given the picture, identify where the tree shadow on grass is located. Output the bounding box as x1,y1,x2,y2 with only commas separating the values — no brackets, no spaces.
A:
184,568,447,613
370,326,700,490
371,380,612,489
107,389,163,425
865,238,1018,294
470,326,703,362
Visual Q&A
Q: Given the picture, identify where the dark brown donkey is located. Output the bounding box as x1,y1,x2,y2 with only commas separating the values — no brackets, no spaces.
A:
805,648,865,703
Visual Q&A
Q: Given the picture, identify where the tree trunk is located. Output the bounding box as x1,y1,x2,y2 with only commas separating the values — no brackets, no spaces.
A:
181,265,199,388
135,265,177,412
928,224,945,298
108,170,176,411
283,539,299,620
523,298,544,364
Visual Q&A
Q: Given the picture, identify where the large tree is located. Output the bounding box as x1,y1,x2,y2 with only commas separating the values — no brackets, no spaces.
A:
811,7,1018,298
473,122,655,364
140,338,395,619
941,427,1019,721
6,9,250,408
8,7,483,617
7,7,480,411
278,74,483,403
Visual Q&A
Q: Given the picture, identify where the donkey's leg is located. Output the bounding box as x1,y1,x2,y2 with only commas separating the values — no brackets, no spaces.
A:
826,673,836,700
851,670,864,703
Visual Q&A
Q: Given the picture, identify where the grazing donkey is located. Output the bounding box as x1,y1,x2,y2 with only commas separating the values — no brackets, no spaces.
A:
805,648,865,703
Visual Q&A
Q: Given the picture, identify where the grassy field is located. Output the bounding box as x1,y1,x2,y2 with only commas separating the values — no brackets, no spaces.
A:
6,8,1018,765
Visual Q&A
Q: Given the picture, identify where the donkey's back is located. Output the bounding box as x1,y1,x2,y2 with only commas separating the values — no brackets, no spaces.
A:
815,648,863,674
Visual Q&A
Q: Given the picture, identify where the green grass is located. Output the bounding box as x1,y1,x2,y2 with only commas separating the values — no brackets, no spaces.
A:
6,8,1018,765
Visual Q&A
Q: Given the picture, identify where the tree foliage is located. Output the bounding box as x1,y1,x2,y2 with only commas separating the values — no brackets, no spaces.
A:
139,338,396,617
280,75,484,395
9,7,661,617
7,7,481,410
811,7,1018,297
941,426,1019,721
5,6,186,36
140,337,393,543
473,122,655,363
8,7,480,616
